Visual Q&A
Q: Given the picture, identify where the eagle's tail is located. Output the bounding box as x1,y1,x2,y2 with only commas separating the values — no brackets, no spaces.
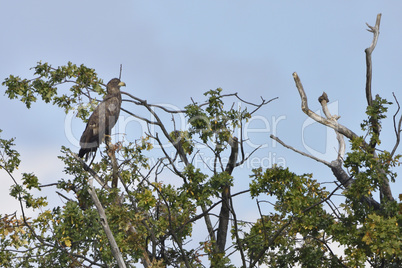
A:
78,148,88,158
79,147,97,161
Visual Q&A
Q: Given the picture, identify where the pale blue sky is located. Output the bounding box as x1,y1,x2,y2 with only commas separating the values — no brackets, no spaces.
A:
1,1,402,264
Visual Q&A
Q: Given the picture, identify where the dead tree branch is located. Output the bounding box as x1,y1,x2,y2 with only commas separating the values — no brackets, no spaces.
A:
270,134,332,167
105,139,119,188
365,14,382,152
365,13,381,107
274,72,381,208
364,14,393,202
71,152,126,267
293,72,359,141
86,173,127,268
318,92,345,160
72,152,152,267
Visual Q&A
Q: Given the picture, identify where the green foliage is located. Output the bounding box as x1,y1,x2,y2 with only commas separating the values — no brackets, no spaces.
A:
170,130,194,155
361,214,402,260
181,164,210,204
2,62,402,267
344,137,397,199
247,166,336,266
2,61,104,113
0,130,21,173
330,95,402,267
343,96,399,216
250,167,327,213
0,131,47,210
361,95,391,132
185,88,250,149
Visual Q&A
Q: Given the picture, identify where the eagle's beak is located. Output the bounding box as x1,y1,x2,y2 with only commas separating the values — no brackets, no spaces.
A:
118,81,126,87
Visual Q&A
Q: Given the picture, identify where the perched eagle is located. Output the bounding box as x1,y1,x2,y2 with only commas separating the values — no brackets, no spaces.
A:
78,78,126,160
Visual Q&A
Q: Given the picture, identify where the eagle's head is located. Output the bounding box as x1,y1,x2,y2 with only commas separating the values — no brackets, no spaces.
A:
107,78,126,95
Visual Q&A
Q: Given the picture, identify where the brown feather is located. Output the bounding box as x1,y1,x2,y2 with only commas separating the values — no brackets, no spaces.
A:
78,78,125,160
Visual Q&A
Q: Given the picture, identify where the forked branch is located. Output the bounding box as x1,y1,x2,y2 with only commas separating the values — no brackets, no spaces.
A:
365,13,381,107
318,92,345,160
293,72,359,141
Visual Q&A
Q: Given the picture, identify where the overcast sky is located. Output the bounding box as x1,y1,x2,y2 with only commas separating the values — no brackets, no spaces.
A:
1,1,402,264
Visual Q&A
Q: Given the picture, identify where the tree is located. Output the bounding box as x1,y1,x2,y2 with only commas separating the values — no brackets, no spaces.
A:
0,13,401,267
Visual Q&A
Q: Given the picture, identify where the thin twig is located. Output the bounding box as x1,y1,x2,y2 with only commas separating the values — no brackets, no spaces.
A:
71,152,110,190
391,92,402,157
270,134,331,167
120,107,159,125
56,191,72,202
122,93,186,114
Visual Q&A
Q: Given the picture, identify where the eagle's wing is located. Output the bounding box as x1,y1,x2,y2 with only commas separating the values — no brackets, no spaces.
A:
104,95,121,131
78,102,107,158
78,96,121,159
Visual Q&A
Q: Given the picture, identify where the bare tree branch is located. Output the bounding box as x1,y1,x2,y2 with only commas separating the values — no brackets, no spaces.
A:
56,191,72,202
121,107,160,126
391,92,402,157
365,13,381,107
363,14,394,202
293,72,359,141
122,92,186,114
72,151,154,266
278,72,383,207
365,14,382,153
318,92,345,160
86,173,127,268
69,152,125,267
270,134,332,167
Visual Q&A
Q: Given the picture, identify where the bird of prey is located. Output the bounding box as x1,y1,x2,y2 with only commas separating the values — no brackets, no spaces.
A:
78,78,126,160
